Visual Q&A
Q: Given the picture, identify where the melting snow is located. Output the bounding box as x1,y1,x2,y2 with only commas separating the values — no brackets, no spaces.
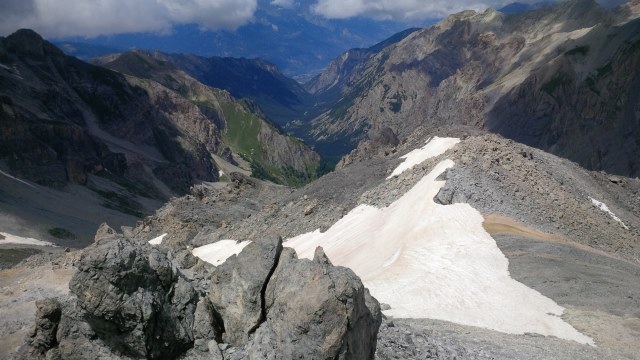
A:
286,159,593,345
148,233,167,245
192,240,252,266
0,232,55,247
388,136,461,178
590,197,629,230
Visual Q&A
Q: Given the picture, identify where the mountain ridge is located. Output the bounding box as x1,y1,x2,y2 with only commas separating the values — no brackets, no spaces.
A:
0,29,320,244
306,0,640,177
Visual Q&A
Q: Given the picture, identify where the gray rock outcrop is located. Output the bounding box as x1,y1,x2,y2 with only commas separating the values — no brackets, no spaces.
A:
209,237,283,346
245,246,381,360
17,235,382,359
20,298,62,358
17,236,213,359
70,237,206,359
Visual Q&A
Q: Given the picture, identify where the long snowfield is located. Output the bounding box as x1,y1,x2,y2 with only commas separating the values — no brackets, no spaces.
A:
589,197,629,230
194,137,593,344
286,138,593,345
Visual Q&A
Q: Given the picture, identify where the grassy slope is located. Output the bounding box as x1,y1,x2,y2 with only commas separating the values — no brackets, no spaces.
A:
220,102,265,161
218,101,320,186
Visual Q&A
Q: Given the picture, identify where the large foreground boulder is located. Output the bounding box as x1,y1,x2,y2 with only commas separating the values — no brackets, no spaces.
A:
209,237,283,346
68,237,206,358
19,236,220,359
18,234,381,359
245,247,381,359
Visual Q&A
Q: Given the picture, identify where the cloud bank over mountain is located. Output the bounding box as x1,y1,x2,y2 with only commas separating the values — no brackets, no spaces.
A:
311,0,508,20
0,0,258,37
0,0,629,38
311,0,625,20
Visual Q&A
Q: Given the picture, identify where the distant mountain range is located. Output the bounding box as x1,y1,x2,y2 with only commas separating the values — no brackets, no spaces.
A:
51,0,422,79
48,1,595,80
0,29,320,241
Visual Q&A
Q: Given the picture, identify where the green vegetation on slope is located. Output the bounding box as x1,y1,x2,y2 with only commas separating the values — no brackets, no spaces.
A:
217,101,318,186
90,188,144,217
48,227,76,240
220,102,265,161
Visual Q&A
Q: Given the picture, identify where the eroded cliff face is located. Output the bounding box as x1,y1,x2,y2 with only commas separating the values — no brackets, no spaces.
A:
305,49,375,96
256,122,321,185
0,29,219,195
309,0,640,177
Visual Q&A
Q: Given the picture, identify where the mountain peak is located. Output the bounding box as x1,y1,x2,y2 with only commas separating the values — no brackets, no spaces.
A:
5,29,63,57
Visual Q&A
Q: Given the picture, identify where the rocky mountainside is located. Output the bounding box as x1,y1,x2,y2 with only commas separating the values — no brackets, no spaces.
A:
0,30,219,194
0,29,223,242
106,51,316,128
0,30,319,245
304,28,421,96
99,50,321,186
308,0,640,177
4,127,638,359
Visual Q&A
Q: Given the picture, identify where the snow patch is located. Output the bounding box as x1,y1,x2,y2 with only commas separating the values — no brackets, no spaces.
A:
148,233,167,245
219,170,225,177
286,159,593,345
0,169,37,189
589,197,629,230
0,232,55,247
192,240,252,266
388,136,460,178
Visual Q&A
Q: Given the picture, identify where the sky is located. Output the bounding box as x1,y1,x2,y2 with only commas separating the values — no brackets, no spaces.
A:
0,0,627,38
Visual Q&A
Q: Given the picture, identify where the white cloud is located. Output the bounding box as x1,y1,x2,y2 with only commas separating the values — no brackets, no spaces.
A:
0,0,258,38
311,0,536,20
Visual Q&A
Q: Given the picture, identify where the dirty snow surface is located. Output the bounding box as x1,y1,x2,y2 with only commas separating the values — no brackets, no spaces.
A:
286,159,593,345
192,240,252,266
589,197,629,230
148,233,167,245
0,232,55,247
388,136,461,178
